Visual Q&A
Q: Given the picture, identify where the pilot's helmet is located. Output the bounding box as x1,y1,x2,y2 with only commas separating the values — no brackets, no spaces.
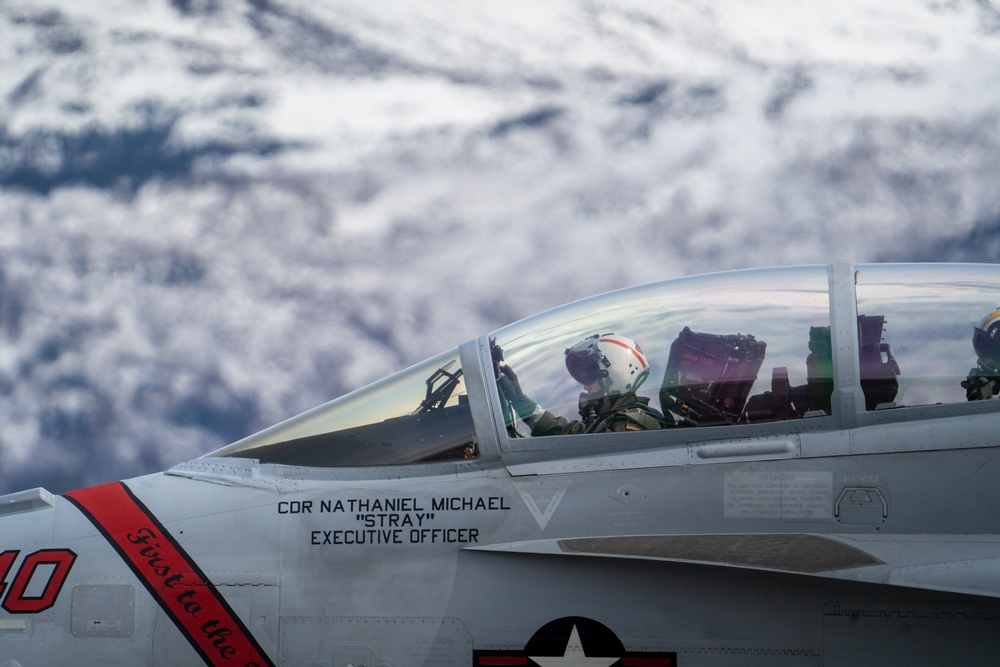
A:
973,308,1000,363
564,333,649,395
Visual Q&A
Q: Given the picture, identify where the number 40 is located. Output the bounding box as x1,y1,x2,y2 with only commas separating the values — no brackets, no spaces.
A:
0,549,77,614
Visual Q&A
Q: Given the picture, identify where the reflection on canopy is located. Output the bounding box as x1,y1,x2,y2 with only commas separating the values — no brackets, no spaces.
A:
856,263,1000,407
491,266,833,436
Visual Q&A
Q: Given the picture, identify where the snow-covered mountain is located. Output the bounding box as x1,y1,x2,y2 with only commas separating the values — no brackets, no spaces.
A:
2,0,1000,493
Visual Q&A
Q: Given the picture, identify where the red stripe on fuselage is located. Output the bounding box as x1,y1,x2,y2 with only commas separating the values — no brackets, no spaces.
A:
64,482,274,667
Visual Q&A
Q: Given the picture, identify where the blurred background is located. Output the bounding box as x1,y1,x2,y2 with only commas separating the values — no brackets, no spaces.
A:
1,0,999,493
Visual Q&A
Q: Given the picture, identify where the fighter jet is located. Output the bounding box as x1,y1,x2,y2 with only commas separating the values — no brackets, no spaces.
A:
3,262,1000,666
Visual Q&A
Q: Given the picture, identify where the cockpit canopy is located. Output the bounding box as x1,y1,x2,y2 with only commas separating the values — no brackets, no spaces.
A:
490,265,834,434
211,349,476,466
209,264,1000,467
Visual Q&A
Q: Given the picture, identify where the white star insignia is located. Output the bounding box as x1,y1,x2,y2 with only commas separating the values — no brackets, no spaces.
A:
530,625,620,667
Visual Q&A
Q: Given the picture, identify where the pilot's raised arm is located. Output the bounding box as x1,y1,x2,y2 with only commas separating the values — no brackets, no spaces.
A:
497,333,671,436
963,308,1000,401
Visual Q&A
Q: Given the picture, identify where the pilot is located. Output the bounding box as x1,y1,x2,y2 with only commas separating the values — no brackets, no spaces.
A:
495,333,670,436
962,308,1000,401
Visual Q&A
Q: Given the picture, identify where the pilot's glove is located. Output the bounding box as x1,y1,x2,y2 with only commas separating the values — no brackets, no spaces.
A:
489,338,505,379
497,362,524,398
962,371,996,401
497,363,542,421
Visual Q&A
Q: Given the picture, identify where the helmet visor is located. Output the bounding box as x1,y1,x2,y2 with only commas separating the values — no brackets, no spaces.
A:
565,345,604,386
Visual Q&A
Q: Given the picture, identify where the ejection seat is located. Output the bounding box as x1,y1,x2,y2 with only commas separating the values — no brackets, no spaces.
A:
796,314,901,413
740,314,901,423
659,327,767,426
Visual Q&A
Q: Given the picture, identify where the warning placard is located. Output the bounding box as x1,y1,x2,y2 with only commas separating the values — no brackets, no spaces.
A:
724,471,832,521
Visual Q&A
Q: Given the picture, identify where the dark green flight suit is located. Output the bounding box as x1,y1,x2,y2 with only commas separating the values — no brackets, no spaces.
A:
519,394,667,436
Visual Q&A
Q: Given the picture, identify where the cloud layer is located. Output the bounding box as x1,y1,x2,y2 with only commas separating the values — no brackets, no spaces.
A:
1,0,999,493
